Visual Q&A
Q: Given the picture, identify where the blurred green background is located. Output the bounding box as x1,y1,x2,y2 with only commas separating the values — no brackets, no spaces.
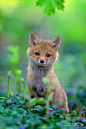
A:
0,0,86,102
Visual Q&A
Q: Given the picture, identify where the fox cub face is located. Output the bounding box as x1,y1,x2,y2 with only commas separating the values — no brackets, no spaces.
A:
27,32,61,68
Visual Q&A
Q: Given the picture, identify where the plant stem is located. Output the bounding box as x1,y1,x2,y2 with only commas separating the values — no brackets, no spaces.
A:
7,77,10,98
23,81,30,98
45,91,50,121
18,79,24,93
46,100,49,121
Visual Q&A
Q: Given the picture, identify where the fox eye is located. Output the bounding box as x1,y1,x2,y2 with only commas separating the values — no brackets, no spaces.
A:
35,52,40,56
46,54,51,57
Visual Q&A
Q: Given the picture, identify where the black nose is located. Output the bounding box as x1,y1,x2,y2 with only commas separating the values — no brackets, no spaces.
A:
40,60,44,63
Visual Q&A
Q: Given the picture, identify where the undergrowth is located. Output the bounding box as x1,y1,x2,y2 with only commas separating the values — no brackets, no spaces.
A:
0,92,86,129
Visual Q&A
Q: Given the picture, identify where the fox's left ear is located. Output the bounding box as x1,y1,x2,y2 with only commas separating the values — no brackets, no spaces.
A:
50,36,61,50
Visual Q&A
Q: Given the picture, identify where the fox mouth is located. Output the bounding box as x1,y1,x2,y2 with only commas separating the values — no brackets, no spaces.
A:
30,58,51,68
37,63,46,67
34,59,46,67
34,61,48,67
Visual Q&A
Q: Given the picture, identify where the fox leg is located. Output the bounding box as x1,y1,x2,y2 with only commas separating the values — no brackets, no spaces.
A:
28,87,38,99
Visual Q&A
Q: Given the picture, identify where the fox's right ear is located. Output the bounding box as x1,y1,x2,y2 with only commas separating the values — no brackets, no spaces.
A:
29,32,39,46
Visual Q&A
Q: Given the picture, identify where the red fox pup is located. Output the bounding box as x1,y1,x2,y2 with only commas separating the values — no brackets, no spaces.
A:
27,32,69,112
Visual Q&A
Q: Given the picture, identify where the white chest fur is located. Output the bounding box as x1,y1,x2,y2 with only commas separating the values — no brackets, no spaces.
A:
28,66,49,97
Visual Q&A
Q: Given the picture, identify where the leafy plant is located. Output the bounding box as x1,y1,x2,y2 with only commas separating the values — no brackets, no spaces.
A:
7,45,19,72
7,69,30,98
43,77,54,121
15,69,24,94
0,93,86,129
21,78,30,97
36,0,65,16
1,73,86,128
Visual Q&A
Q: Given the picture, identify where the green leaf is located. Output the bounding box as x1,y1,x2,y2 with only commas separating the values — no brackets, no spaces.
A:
36,98,46,104
42,77,49,84
7,45,19,54
15,69,22,76
21,78,24,82
48,85,54,93
8,55,19,64
44,0,55,16
36,0,65,16
54,0,65,11
69,96,76,101
7,71,11,78
36,0,46,7
29,98,37,106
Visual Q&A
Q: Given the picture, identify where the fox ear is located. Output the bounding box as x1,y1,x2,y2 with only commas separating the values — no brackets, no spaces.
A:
50,36,61,50
29,32,39,46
